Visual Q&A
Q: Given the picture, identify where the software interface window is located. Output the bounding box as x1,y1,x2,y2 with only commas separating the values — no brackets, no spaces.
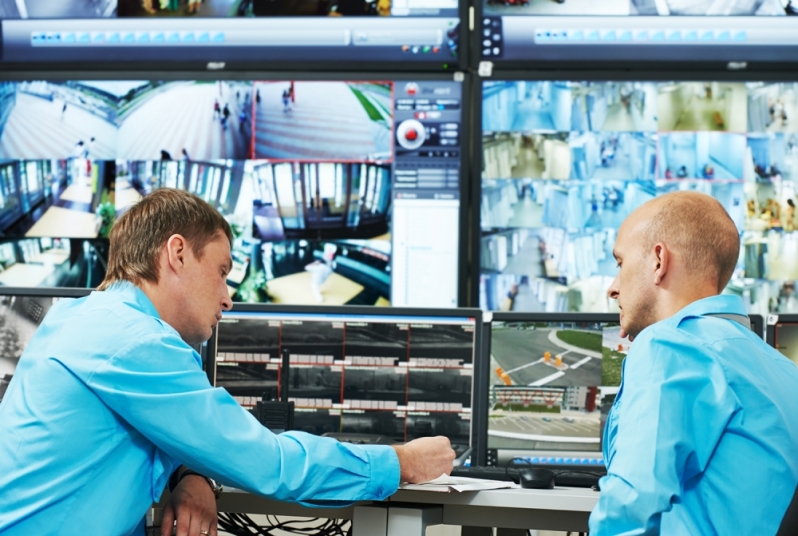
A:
479,0,798,63
0,1,461,65
488,319,620,453
214,310,476,449
0,78,463,307
480,80,798,317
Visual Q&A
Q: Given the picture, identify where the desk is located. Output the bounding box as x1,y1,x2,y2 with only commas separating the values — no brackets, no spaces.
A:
213,487,598,535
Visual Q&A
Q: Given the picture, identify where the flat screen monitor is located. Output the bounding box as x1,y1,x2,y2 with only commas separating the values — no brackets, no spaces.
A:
477,311,763,467
0,286,91,379
474,0,798,67
0,1,464,69
0,73,467,307
477,75,798,318
207,304,482,456
766,313,798,367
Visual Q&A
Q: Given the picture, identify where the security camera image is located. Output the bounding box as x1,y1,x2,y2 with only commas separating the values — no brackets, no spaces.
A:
484,0,629,16
407,323,475,364
290,365,343,402
658,82,747,132
343,367,407,405
748,83,798,133
343,322,407,364
0,82,118,160
601,325,626,387
490,321,603,387
482,81,657,133
118,0,392,17
774,323,798,366
252,81,393,162
294,409,342,436
215,363,279,399
216,317,281,357
658,132,746,180
483,132,571,181
341,410,406,441
0,0,115,18
488,382,600,451
117,81,252,160
407,368,472,406
406,412,470,446
281,320,345,362
0,295,62,377
571,133,657,181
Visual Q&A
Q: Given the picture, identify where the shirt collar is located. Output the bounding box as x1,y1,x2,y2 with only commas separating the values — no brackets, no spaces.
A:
97,280,161,320
670,294,747,324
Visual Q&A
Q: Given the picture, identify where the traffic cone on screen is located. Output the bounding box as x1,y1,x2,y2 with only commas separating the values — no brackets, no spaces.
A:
544,351,551,363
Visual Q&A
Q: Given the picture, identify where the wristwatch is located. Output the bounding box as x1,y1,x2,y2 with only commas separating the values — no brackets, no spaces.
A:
174,468,224,500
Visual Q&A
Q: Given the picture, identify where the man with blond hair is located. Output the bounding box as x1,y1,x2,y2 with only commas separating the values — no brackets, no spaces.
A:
0,189,455,536
590,191,798,535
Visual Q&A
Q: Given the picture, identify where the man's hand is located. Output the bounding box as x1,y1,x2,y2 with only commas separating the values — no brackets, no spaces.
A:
161,475,218,536
392,436,456,484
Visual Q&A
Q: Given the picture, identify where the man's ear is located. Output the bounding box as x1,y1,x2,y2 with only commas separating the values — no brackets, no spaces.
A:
653,242,669,286
165,234,187,275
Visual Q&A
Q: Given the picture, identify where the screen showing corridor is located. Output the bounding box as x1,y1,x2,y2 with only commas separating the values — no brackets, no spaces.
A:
0,1,461,66
487,318,619,453
213,308,477,451
480,79,798,317
0,78,463,307
479,0,798,64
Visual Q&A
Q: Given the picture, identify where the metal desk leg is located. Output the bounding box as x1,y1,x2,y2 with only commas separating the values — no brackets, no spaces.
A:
386,504,444,536
353,505,389,536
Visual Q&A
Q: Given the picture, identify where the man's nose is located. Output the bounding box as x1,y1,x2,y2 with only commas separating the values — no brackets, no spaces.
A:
607,275,620,300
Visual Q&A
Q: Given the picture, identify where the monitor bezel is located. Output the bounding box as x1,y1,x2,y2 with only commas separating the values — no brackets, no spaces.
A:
0,70,472,307
469,2,798,71
207,302,484,453
0,286,92,298
0,4,469,72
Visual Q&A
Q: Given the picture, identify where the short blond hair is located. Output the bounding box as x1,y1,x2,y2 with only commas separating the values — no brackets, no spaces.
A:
643,191,740,291
98,189,233,291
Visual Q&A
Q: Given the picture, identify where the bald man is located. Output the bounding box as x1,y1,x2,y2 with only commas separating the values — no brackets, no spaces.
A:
589,191,798,535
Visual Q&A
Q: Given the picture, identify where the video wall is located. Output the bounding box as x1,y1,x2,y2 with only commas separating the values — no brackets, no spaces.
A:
488,319,620,453
483,1,796,16
480,79,798,316
214,310,477,449
0,78,463,308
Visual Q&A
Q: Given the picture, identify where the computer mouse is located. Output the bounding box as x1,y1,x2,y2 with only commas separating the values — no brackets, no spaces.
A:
518,467,556,489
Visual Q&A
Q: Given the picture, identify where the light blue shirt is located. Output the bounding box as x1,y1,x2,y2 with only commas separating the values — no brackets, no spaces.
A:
590,295,798,535
0,283,400,535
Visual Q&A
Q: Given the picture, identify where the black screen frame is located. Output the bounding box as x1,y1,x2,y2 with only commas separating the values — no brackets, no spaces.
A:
207,302,485,456
766,313,798,351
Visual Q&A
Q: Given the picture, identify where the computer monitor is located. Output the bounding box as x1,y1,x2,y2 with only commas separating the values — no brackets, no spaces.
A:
474,0,798,68
766,314,798,367
0,1,465,70
477,74,798,318
0,73,468,307
0,286,91,379
207,303,482,457
476,311,765,468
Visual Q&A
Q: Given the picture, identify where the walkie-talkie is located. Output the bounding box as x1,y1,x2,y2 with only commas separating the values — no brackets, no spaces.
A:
251,349,294,433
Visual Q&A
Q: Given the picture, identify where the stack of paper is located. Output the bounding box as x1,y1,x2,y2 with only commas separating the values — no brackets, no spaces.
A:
400,475,518,493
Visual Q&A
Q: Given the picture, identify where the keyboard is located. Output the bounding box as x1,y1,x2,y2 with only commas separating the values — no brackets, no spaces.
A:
451,465,603,489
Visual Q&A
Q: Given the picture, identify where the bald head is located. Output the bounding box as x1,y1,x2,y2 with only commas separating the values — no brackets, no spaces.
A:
633,191,740,292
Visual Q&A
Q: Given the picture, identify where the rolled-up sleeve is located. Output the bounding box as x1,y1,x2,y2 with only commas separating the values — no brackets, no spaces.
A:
589,330,736,535
85,330,400,506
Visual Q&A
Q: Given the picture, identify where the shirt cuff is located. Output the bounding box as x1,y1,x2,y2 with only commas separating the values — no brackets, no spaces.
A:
364,445,400,500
